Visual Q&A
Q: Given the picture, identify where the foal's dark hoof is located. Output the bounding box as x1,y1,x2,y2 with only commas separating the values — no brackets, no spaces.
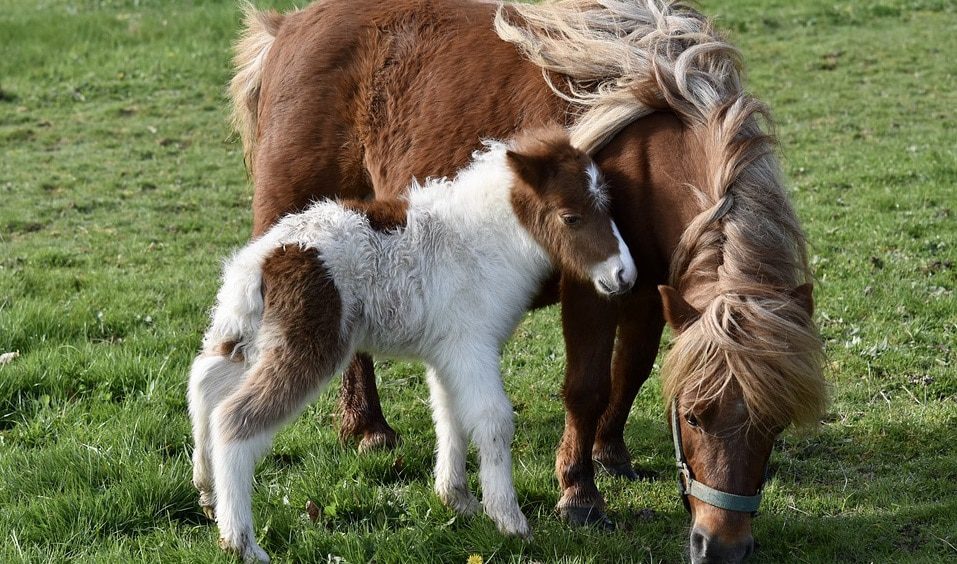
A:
202,505,216,521
559,506,616,530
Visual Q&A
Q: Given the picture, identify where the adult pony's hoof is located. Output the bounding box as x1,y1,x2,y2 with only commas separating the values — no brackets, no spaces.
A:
357,426,400,453
594,459,640,481
558,505,616,530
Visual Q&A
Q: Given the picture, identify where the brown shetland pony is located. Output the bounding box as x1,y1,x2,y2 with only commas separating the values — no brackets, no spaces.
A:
229,1,827,562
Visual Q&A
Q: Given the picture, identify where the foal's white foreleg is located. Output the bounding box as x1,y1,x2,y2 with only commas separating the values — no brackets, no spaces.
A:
426,367,479,515
440,351,529,538
188,353,245,516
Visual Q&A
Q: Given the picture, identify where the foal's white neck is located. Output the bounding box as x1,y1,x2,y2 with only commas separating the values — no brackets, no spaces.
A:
405,142,551,274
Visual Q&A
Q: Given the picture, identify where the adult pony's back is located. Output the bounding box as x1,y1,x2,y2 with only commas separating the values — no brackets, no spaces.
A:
228,1,826,562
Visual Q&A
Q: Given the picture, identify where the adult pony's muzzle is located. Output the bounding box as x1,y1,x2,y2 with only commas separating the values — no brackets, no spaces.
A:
690,525,755,564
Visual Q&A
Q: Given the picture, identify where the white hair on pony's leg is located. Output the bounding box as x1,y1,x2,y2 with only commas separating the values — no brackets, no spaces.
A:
431,343,529,538
427,367,480,515
209,412,274,563
188,354,247,514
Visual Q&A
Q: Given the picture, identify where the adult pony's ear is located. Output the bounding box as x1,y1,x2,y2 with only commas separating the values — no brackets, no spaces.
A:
506,149,547,189
791,282,814,317
658,285,701,332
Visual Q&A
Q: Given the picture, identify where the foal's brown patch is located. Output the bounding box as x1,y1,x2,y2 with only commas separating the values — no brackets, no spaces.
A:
339,198,409,232
218,245,348,443
212,339,245,362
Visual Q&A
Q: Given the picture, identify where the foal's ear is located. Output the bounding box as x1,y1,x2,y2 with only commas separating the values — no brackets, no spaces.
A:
506,149,548,189
790,282,814,316
658,285,701,332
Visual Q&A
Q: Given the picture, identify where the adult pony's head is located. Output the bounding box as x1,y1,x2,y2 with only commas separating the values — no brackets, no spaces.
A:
497,1,828,561
506,126,637,297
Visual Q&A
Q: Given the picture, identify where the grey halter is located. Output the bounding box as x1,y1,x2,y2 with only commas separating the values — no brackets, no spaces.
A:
671,399,766,515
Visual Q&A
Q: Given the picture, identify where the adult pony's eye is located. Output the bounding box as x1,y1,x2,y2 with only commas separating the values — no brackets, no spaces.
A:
560,213,582,226
685,413,700,428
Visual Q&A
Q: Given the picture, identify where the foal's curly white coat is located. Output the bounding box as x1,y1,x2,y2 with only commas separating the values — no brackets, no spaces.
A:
188,140,636,562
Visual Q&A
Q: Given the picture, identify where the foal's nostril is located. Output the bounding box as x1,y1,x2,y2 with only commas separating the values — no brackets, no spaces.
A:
616,265,631,287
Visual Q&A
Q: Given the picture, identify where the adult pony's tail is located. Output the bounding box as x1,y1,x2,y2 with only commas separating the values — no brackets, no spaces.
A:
229,3,284,170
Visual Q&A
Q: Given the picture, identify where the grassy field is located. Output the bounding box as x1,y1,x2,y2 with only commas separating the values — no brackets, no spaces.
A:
1,0,955,562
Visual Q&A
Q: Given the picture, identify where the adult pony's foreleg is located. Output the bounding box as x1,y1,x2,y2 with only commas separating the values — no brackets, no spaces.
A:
593,287,665,479
555,277,618,527
338,353,399,451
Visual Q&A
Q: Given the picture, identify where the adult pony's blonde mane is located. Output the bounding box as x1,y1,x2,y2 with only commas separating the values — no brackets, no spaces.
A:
496,0,826,428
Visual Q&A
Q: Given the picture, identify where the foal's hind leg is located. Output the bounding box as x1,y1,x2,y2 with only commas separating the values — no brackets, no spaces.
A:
188,350,246,518
593,288,665,480
210,345,343,563
210,245,349,562
426,367,479,516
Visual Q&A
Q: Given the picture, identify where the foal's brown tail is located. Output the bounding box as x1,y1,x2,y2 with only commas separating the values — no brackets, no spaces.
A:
229,3,284,170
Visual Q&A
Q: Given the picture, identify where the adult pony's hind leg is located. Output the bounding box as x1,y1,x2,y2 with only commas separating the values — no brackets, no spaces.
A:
338,353,399,452
555,276,618,528
250,49,397,455
593,287,665,480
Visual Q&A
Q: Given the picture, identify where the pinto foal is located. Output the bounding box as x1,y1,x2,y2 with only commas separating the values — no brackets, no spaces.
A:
188,127,637,561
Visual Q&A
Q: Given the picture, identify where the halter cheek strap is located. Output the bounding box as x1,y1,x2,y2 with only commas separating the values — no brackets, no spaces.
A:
671,399,766,516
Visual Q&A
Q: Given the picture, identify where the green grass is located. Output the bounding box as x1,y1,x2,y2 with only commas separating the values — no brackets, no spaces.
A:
1,0,955,562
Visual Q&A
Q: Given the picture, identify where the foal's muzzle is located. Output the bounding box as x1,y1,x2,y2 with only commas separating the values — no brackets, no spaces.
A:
591,220,637,296
592,254,637,296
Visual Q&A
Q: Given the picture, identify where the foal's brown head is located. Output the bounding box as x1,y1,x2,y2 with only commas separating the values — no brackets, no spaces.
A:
660,283,825,562
506,126,636,296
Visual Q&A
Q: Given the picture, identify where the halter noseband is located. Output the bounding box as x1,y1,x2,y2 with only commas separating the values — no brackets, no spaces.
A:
671,399,766,516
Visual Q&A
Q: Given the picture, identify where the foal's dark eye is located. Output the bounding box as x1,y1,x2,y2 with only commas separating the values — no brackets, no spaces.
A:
560,213,582,226
685,414,700,428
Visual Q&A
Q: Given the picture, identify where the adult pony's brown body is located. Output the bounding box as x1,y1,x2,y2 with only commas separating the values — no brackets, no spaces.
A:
230,1,826,561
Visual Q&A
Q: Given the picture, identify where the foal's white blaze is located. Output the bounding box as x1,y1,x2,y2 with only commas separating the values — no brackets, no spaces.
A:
590,220,638,296
585,162,610,211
